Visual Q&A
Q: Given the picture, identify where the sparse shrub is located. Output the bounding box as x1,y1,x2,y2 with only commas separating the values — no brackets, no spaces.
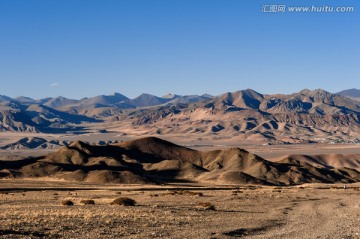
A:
110,197,136,206
61,200,74,206
172,190,183,195
232,190,244,195
162,191,176,196
115,191,122,195
185,191,203,196
150,194,159,197
353,187,360,191
194,202,216,211
80,199,95,205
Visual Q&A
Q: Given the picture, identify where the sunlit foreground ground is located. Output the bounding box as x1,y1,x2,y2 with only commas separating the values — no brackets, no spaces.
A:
0,179,359,239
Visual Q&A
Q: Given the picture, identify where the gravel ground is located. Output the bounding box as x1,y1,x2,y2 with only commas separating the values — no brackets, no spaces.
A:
0,180,359,239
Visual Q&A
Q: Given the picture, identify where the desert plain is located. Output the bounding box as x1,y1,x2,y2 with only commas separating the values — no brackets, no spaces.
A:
0,179,359,239
1,89,360,238
1,136,360,239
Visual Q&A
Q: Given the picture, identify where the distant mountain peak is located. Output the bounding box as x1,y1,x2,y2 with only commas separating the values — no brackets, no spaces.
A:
314,88,330,93
15,96,34,101
111,92,124,96
162,93,179,99
201,93,214,99
299,89,311,94
243,88,260,93
337,88,360,98
0,95,14,102
81,92,129,106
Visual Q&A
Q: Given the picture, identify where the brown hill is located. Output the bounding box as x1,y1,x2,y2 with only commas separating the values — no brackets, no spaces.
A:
279,154,360,171
1,137,359,185
117,137,203,165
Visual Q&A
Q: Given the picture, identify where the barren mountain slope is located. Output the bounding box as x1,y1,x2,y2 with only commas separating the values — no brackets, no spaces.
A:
130,89,360,144
1,137,359,185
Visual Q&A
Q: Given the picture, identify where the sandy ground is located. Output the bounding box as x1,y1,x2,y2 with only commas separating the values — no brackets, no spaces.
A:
0,179,359,239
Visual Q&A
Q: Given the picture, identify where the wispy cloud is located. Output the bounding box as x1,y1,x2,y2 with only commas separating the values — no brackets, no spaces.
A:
50,82,59,87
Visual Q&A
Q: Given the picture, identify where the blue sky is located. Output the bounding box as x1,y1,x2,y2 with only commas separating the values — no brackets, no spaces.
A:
0,0,359,99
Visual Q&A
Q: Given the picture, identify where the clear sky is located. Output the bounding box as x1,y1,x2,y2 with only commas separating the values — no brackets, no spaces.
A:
0,0,359,99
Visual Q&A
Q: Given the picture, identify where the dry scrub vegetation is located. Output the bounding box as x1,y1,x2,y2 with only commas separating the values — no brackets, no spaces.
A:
0,181,359,238
110,197,136,206
80,199,95,205
61,200,74,206
194,202,216,211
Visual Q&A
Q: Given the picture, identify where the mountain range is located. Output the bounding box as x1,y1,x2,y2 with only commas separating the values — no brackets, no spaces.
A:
1,89,360,144
129,88,360,144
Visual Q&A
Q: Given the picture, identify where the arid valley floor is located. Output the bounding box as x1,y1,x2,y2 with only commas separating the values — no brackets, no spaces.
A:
0,180,359,239
1,137,360,239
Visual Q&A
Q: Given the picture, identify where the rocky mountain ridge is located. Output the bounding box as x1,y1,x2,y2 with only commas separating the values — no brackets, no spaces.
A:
1,89,360,144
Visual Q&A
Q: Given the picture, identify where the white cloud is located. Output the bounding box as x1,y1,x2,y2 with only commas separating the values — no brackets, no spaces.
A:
50,82,59,87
